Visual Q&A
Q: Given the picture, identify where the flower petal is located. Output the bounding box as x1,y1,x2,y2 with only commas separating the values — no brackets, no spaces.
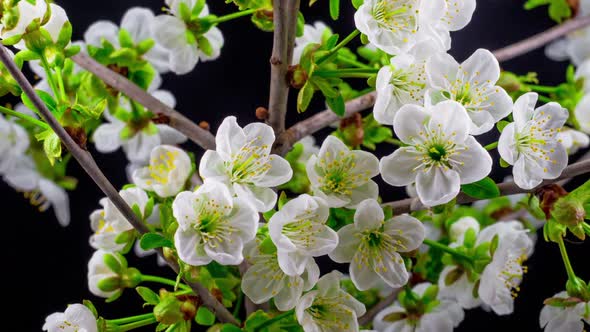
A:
416,168,461,206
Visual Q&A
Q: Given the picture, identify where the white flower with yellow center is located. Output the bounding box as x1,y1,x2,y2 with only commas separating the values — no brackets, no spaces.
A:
269,194,338,276
199,116,292,212
354,0,450,55
329,199,425,290
425,49,513,135
241,238,320,311
132,145,191,197
478,221,533,315
374,50,432,125
306,136,379,208
498,92,569,190
173,180,258,266
43,303,97,332
380,100,492,207
540,291,590,332
296,271,366,332
89,187,150,252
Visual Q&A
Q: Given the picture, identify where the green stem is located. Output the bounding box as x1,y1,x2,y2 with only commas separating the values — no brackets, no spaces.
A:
118,317,157,331
315,68,378,79
316,29,360,65
537,94,553,103
582,222,590,237
108,313,155,325
255,310,294,331
423,239,473,262
208,9,257,24
484,141,498,151
54,66,68,103
233,290,244,318
336,55,374,69
557,236,577,281
527,84,557,93
0,105,49,129
39,56,60,102
141,275,191,290
385,138,406,147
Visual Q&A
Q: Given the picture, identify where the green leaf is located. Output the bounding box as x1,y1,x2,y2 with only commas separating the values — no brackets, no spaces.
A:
195,307,216,326
499,158,510,168
329,0,340,20
548,0,571,23
296,12,305,37
221,324,243,332
297,81,315,113
325,34,339,49
352,0,364,9
136,286,160,306
496,120,510,133
461,177,500,199
326,94,345,116
140,232,174,251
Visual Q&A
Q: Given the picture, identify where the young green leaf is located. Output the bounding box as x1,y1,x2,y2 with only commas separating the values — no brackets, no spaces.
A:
461,177,500,199
195,307,216,326
329,0,340,20
140,232,174,251
136,286,160,306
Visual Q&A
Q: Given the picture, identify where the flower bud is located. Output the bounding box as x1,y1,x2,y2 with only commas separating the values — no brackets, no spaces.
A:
287,64,308,89
154,293,184,325
535,184,568,220
566,277,589,300
449,216,480,242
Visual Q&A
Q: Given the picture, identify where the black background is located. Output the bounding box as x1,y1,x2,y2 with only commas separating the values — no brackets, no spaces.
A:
3,0,590,331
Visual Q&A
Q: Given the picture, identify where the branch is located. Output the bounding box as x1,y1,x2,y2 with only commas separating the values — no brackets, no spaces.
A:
266,0,300,136
493,15,590,62
71,53,216,150
0,46,237,325
357,289,400,326
384,158,590,215
274,15,590,155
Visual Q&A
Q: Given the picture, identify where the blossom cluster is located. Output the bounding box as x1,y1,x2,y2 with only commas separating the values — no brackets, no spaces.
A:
0,0,588,332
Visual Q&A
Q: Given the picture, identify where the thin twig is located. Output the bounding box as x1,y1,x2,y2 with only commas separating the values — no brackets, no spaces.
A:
384,159,590,215
71,53,216,150
267,0,300,136
358,289,400,326
0,46,237,325
493,15,590,62
275,15,590,155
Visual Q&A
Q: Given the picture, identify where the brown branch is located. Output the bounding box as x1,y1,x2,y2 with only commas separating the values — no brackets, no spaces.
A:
71,53,216,150
0,46,237,325
358,289,400,326
274,15,590,156
266,0,300,136
384,158,590,215
492,15,590,62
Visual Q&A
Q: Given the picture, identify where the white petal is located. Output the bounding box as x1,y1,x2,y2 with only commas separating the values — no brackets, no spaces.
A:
350,251,380,291
84,21,119,47
174,228,211,266
39,179,70,227
92,123,124,153
199,150,229,182
380,148,422,186
234,183,277,212
513,92,538,130
123,132,161,163
348,180,380,208
329,224,361,263
252,155,293,187
416,168,461,206
426,52,459,91
428,100,471,143
393,104,431,144
453,136,492,184
498,122,518,165
354,199,384,231
461,49,500,83
545,38,570,61
215,116,247,159
385,214,426,252
513,156,543,190
121,7,155,43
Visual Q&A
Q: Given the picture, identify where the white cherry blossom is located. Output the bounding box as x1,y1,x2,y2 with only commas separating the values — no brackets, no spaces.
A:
296,271,366,332
293,21,331,65
449,216,480,242
373,283,464,332
87,250,123,298
306,135,379,208
152,2,223,74
269,194,338,276
132,145,192,197
173,180,258,266
425,49,513,135
329,199,425,290
199,116,292,212
84,7,170,72
0,0,47,44
540,291,590,332
498,92,569,190
380,100,492,206
558,127,589,155
241,239,320,311
43,303,97,332
0,114,29,173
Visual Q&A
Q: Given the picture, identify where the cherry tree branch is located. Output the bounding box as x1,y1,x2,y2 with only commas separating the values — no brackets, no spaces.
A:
274,15,590,155
384,158,590,215
71,53,216,150
0,46,237,325
266,0,300,136
358,289,400,326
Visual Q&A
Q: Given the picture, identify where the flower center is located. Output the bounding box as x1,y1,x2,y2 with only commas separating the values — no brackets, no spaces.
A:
148,150,179,185
228,137,272,183
307,300,353,330
371,0,417,38
282,215,323,249
191,196,236,247
317,152,371,197
498,251,528,299
427,144,448,162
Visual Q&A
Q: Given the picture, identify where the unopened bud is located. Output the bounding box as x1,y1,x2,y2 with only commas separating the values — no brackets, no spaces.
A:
566,277,589,300
255,107,269,120
154,295,184,325
449,216,480,242
552,196,586,231
97,276,121,292
535,184,568,220
121,267,142,289
198,121,210,131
